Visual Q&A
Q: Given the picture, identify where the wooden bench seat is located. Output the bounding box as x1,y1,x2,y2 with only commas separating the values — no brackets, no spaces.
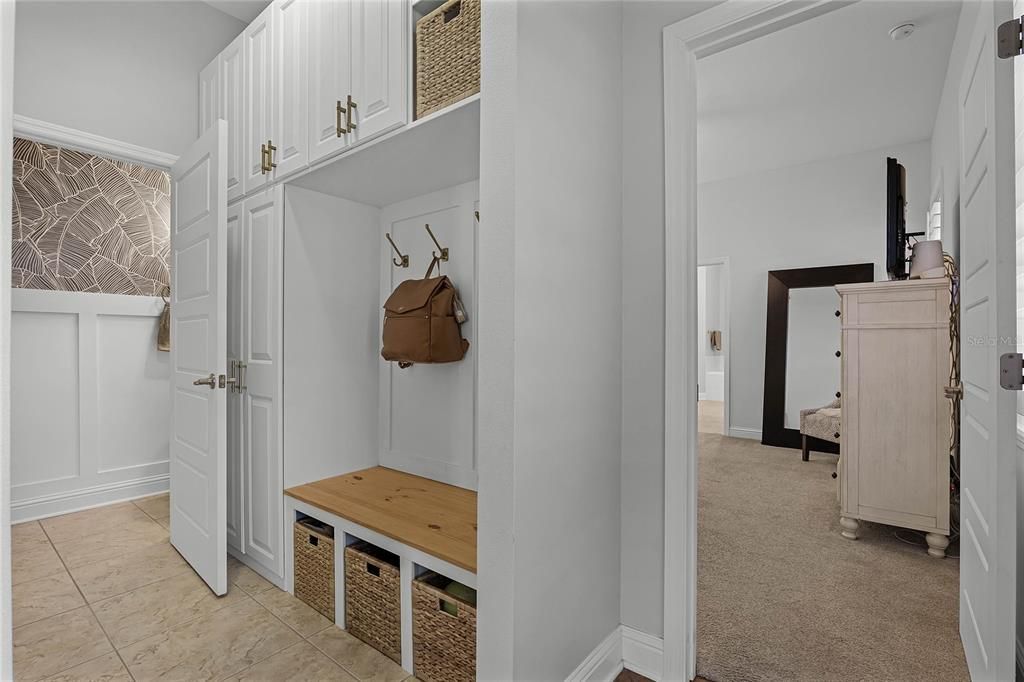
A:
284,466,477,573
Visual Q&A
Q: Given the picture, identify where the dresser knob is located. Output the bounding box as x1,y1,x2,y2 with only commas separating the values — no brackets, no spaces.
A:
836,391,841,398
834,432,841,439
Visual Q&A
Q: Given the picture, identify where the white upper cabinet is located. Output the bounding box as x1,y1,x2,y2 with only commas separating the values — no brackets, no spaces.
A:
350,0,407,143
221,34,245,203
199,59,219,134
273,0,308,177
308,0,353,164
205,0,409,197
243,5,275,194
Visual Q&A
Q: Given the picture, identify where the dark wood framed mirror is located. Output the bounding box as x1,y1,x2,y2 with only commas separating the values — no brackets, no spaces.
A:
761,263,874,452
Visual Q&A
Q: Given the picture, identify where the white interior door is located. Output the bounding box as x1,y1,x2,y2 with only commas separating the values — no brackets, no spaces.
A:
170,120,228,596
226,202,244,554
957,1,1017,678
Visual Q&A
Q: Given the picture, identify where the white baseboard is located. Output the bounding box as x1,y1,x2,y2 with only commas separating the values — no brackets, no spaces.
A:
621,626,664,681
566,627,623,682
11,474,168,523
728,426,762,440
1016,636,1024,682
566,626,664,682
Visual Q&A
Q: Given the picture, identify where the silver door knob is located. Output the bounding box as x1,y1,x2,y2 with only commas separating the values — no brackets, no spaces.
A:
193,373,216,389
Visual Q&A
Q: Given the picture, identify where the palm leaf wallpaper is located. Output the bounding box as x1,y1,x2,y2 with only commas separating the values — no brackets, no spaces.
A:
12,137,170,296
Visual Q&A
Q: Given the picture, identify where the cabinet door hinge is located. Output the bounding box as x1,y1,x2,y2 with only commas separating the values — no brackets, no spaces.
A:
998,17,1023,59
999,352,1024,390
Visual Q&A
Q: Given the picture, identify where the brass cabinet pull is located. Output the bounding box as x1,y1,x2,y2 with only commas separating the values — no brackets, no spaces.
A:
260,143,268,174
266,140,277,169
346,94,357,132
237,361,248,393
336,100,347,137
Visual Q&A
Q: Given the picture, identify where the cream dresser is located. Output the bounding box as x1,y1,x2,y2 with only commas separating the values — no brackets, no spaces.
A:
835,278,953,557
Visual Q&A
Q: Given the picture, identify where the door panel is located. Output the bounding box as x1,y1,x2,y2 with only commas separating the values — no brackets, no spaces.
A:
221,35,245,203
226,202,243,553
956,1,1017,678
244,6,275,194
240,188,283,577
350,0,406,143
170,121,227,596
308,0,352,163
273,0,308,177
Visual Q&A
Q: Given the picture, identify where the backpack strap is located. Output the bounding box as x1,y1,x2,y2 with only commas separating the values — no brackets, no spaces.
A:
424,255,441,279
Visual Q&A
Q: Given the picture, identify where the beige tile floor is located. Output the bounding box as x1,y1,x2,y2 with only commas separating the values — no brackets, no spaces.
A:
12,494,415,682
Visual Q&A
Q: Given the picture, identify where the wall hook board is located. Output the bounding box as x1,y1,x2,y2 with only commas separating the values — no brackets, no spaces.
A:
425,224,449,262
386,233,409,268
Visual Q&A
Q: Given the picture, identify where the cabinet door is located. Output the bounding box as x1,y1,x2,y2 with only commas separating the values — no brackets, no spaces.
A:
349,0,406,144
226,202,245,554
272,0,308,177
198,58,219,134
240,187,283,579
308,0,352,164
221,35,245,203
243,6,275,195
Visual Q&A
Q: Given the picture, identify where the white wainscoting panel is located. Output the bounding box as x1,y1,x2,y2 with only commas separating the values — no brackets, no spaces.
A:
11,289,170,521
378,181,478,490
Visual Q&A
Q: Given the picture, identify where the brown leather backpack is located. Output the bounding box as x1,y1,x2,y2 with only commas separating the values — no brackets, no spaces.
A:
382,258,469,367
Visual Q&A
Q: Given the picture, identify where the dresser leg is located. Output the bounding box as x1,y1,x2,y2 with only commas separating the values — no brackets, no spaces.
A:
839,516,859,540
925,533,949,558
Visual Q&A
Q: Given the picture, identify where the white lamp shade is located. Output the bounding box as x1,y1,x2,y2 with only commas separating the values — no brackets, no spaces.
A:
909,239,945,279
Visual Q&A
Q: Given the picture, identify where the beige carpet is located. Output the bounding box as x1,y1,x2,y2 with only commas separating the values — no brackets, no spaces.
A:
696,433,968,682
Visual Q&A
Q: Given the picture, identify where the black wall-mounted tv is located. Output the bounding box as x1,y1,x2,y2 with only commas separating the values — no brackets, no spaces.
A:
886,157,907,280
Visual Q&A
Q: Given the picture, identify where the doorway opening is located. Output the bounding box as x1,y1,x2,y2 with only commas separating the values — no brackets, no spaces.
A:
696,260,727,436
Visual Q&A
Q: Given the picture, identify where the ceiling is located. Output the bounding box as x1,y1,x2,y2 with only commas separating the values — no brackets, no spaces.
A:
203,0,271,24
697,0,961,184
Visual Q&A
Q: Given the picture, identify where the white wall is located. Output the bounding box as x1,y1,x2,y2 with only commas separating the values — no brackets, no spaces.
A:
1,0,14,674
478,2,624,678
931,0,977,264
282,186,380,489
13,1,243,156
698,140,930,437
620,0,722,640
699,263,725,402
10,290,170,521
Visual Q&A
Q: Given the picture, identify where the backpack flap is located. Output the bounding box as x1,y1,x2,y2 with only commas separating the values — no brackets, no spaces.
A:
383,276,447,315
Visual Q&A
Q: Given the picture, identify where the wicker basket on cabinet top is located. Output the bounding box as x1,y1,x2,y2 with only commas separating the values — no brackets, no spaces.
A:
412,572,477,682
415,0,481,119
344,541,402,664
293,519,335,622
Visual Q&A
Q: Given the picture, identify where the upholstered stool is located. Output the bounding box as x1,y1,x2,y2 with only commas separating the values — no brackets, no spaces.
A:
799,398,841,461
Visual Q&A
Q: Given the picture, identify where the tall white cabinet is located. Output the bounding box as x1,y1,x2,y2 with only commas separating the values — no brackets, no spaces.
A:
197,0,410,586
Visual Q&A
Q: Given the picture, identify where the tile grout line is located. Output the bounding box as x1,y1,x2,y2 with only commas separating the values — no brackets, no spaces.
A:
36,522,137,682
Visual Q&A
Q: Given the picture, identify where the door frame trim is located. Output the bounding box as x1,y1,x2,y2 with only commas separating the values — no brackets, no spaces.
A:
661,2,861,678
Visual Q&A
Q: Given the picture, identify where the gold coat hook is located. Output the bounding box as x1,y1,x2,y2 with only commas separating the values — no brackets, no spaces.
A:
424,224,449,262
386,233,409,268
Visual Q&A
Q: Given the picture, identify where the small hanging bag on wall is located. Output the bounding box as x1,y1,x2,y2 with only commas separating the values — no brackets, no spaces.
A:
382,257,469,367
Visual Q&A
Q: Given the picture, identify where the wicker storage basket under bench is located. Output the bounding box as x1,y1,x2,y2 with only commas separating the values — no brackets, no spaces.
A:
345,541,402,664
412,571,477,682
293,518,335,621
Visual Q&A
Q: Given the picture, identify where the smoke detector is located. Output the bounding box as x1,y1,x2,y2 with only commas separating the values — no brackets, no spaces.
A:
890,23,916,41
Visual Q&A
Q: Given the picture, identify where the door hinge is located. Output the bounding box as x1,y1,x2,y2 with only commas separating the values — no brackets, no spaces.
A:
998,17,1023,59
999,352,1024,389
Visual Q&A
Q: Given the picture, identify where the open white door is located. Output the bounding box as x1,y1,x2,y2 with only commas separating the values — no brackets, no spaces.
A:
957,1,1017,678
170,120,228,596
